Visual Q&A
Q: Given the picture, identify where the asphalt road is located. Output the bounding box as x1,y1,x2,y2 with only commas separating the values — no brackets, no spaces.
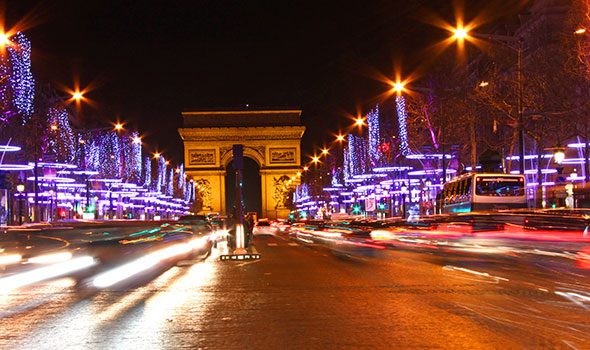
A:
1,233,590,349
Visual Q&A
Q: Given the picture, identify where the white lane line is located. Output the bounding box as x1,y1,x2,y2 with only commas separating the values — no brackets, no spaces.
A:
443,265,509,282
267,243,278,247
562,340,580,350
287,242,299,247
251,246,259,254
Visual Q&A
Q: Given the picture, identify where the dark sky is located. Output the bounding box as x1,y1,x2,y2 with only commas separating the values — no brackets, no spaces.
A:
4,0,523,164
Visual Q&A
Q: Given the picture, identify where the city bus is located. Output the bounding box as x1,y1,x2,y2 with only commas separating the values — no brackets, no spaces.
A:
441,173,526,213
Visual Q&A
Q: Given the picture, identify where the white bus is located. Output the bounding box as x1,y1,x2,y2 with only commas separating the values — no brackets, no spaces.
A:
440,173,526,213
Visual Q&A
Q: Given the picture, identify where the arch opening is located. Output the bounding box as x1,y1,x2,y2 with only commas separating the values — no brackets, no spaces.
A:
225,157,262,217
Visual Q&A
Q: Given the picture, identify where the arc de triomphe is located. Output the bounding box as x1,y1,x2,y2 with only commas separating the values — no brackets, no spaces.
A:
178,109,305,220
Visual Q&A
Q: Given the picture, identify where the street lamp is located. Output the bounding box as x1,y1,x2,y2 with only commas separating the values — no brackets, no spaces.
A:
391,80,406,95
354,117,365,127
448,26,526,175
321,148,329,156
553,149,566,165
336,134,345,142
72,91,84,101
453,27,469,40
0,33,11,46
16,183,24,225
114,123,124,132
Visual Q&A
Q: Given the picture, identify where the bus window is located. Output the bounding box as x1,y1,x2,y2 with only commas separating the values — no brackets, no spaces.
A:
475,176,525,196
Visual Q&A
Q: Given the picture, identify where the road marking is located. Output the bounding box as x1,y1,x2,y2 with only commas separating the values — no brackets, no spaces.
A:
251,246,259,254
237,260,261,267
562,340,579,350
267,243,278,247
287,242,299,247
443,265,509,282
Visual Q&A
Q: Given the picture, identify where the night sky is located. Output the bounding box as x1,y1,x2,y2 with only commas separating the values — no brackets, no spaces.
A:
4,0,523,164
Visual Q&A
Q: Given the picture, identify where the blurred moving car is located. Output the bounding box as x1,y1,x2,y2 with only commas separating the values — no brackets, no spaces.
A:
177,215,212,235
272,219,292,234
253,220,278,235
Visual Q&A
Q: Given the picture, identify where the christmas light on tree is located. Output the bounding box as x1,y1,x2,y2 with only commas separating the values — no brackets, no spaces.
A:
142,155,152,188
98,131,122,178
47,107,75,162
0,32,34,124
367,106,380,164
396,95,409,156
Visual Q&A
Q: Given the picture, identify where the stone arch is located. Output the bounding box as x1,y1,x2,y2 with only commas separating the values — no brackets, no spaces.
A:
179,109,305,219
220,146,265,169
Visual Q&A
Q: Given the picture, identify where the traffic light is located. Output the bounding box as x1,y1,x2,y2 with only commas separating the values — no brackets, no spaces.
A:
352,204,360,214
378,203,386,211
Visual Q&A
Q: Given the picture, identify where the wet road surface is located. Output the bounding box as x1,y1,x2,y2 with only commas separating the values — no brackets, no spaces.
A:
1,233,590,349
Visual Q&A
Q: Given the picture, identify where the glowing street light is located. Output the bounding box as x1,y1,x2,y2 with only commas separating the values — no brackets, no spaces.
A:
321,148,329,156
452,26,469,40
132,135,142,144
336,134,345,142
303,166,309,171
72,91,84,101
553,149,566,165
50,124,58,131
478,81,489,88
575,28,586,35
311,156,320,164
391,81,406,95
165,160,170,166
154,152,161,159
114,123,124,132
355,117,365,127
0,33,10,46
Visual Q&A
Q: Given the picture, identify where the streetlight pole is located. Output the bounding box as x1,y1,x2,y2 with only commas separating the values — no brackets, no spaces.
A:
516,38,525,176
16,183,24,225
449,27,527,175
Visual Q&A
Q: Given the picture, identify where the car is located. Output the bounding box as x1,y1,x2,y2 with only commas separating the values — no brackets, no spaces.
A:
253,220,278,235
177,215,212,235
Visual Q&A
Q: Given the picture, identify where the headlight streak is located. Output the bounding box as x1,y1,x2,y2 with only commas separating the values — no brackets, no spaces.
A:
0,254,22,266
209,229,229,241
28,252,73,264
0,256,95,292
92,237,209,288
555,291,590,309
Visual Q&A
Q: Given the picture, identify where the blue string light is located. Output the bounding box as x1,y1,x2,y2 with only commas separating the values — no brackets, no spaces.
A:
11,33,34,118
396,95,409,156
47,107,75,162
367,106,380,164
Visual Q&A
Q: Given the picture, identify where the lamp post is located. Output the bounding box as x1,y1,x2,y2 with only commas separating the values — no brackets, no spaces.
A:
400,183,408,219
425,178,432,215
16,183,24,225
448,27,526,175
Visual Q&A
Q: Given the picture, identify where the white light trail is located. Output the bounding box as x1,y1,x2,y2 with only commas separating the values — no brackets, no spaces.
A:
92,238,208,288
0,256,95,292
0,254,22,266
28,252,73,264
